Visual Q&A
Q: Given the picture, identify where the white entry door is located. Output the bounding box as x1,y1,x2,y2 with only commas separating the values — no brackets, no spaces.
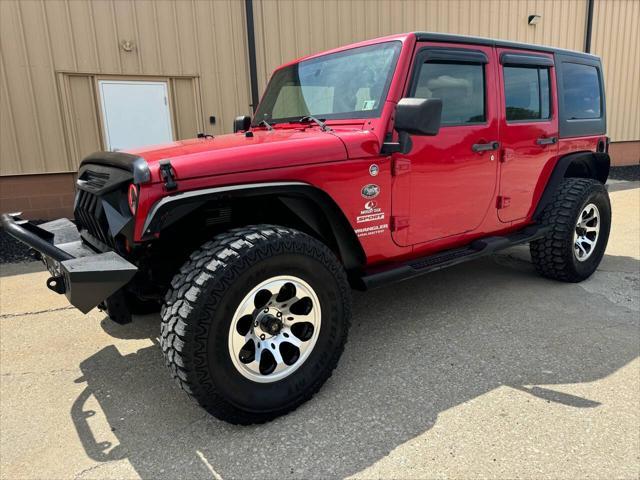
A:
98,80,173,151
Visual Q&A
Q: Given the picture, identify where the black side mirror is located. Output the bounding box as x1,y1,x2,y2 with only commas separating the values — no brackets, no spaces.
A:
395,98,442,136
381,97,443,154
233,115,251,133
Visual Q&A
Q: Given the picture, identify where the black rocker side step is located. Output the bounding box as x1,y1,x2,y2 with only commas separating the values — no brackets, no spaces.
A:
358,224,550,290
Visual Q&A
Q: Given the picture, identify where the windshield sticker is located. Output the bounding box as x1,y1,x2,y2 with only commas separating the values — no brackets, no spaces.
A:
362,100,376,111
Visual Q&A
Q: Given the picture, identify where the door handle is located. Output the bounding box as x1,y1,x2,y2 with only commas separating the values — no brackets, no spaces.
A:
472,141,500,152
536,136,558,145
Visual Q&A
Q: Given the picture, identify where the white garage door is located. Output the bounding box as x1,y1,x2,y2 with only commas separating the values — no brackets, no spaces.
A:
98,80,174,151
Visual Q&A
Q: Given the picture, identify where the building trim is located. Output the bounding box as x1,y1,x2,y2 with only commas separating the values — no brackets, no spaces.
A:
584,0,595,53
244,0,260,112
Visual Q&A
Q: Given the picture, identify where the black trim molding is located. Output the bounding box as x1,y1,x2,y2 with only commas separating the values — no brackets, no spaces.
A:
414,31,598,61
81,151,150,184
500,52,554,67
424,47,488,64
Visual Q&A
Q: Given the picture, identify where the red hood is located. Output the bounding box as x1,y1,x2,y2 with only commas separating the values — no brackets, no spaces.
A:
126,127,375,183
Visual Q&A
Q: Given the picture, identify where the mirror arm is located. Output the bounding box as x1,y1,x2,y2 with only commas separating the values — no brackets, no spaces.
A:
381,131,412,155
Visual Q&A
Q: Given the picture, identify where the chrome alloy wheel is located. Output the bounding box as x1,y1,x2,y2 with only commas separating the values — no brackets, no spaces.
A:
228,275,321,383
573,203,600,262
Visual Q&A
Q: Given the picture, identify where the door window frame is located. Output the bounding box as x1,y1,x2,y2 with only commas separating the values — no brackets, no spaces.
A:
407,47,489,128
502,65,553,124
499,51,557,126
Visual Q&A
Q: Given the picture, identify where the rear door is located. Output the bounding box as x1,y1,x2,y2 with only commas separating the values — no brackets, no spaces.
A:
497,50,559,222
392,43,500,246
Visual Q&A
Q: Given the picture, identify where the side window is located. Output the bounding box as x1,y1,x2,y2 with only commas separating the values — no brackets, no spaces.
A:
503,66,551,121
413,62,485,125
562,63,601,119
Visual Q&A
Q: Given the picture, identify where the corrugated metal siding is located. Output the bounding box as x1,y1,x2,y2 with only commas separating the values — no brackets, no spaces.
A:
0,0,252,176
252,0,588,92
1,0,637,177
591,0,640,142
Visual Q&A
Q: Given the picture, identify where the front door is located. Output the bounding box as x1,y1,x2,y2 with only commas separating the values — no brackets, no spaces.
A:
392,44,500,246
98,80,174,151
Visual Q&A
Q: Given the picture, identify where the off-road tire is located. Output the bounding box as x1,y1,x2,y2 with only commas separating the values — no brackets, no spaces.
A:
104,291,159,324
160,225,351,424
530,178,611,282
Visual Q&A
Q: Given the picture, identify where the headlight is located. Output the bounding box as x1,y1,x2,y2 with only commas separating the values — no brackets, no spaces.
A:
128,184,139,215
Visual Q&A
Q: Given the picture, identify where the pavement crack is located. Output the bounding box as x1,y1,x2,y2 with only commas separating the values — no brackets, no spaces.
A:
73,461,113,480
0,305,74,319
1,368,79,377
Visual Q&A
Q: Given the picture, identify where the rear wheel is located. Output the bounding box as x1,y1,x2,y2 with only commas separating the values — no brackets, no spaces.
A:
160,225,351,424
530,178,611,282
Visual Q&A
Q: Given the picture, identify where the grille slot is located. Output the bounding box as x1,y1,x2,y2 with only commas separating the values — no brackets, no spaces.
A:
83,170,110,189
75,189,115,248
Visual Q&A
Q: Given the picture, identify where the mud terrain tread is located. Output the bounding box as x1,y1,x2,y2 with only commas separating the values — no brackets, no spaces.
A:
160,224,351,424
530,178,605,282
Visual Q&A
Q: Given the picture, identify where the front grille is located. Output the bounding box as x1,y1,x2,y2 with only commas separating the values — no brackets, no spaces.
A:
75,189,115,248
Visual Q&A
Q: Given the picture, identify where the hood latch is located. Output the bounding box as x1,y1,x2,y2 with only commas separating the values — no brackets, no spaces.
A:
159,160,178,191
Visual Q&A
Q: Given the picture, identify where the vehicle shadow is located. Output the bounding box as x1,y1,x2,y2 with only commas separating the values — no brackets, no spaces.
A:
71,253,639,479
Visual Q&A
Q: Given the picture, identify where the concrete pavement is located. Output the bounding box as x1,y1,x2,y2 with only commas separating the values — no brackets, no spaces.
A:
1,183,638,479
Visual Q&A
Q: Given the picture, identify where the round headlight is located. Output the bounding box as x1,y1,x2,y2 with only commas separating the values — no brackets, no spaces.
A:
128,184,139,215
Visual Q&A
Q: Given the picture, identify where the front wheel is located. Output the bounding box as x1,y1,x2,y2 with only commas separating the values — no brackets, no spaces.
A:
530,178,611,282
160,225,351,424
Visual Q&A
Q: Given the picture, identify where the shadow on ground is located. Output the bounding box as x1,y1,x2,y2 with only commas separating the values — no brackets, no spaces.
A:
71,253,639,479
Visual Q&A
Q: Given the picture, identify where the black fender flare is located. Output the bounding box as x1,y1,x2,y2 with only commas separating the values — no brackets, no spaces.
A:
533,151,610,220
141,181,366,271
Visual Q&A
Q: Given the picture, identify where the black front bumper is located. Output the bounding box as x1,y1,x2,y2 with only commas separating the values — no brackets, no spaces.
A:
1,213,137,313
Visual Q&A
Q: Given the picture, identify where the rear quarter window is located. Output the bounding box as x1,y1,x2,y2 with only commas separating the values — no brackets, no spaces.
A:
562,63,602,119
556,53,606,138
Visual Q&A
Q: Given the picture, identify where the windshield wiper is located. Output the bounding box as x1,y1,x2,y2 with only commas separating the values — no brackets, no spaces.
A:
257,119,274,131
297,116,331,132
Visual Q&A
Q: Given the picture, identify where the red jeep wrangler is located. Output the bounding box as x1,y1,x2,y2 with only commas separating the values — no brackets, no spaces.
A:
3,33,610,424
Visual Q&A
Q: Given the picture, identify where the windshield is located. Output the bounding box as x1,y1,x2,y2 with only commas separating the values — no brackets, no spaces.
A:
253,41,402,125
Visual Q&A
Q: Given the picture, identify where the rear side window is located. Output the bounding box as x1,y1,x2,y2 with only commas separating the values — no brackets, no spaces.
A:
413,62,485,125
561,63,602,119
504,66,551,121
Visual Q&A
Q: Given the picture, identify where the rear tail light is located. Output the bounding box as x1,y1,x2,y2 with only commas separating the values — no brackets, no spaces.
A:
128,184,139,215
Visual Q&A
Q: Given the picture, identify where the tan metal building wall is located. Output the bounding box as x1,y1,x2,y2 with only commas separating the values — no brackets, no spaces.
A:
591,0,640,143
253,0,639,147
253,0,588,89
0,0,252,177
0,0,638,219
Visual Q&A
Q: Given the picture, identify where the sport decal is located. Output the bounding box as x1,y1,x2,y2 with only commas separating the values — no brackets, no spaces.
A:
357,212,385,223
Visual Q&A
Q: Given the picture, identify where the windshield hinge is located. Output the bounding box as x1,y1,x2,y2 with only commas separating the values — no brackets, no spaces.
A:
159,160,178,191
392,158,411,176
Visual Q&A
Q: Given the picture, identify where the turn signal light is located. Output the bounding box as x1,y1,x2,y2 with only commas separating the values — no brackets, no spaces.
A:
128,184,139,215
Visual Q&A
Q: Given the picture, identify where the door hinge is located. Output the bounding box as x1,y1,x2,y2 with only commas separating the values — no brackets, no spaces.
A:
391,216,410,232
159,160,178,191
496,196,511,209
392,158,411,176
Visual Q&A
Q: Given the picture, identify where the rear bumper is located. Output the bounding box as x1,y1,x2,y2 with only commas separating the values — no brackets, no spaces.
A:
1,213,137,313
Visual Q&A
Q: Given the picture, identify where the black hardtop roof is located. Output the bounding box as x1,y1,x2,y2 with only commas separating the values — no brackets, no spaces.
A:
414,32,599,61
